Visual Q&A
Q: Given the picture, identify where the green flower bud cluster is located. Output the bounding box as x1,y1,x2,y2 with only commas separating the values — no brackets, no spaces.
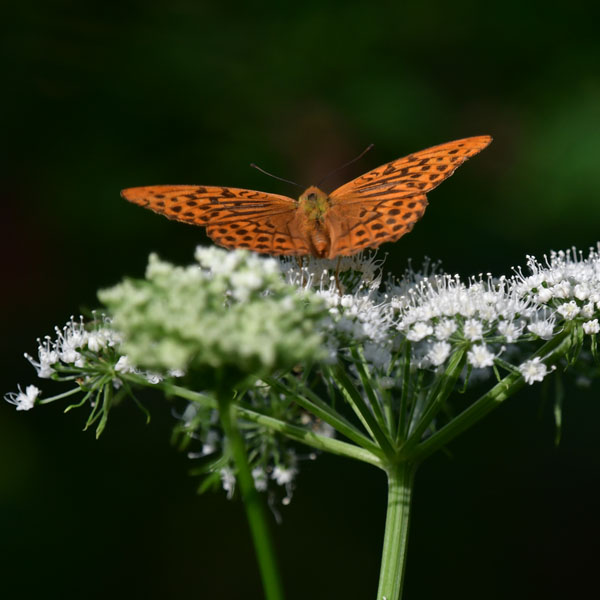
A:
98,247,328,379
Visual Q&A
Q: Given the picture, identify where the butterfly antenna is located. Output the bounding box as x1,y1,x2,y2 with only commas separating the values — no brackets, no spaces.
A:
250,163,303,189
316,144,375,187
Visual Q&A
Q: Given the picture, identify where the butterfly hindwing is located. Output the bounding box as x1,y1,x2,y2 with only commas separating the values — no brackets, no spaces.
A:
326,194,428,257
206,212,311,255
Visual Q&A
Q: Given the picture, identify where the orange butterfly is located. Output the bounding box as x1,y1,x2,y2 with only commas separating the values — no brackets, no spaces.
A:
122,136,491,259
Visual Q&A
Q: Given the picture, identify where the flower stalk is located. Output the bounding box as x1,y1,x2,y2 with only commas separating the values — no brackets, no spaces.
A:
376,463,417,600
216,383,285,600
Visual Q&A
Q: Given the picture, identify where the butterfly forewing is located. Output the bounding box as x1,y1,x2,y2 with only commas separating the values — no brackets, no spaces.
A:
329,135,492,205
121,185,296,223
121,185,310,254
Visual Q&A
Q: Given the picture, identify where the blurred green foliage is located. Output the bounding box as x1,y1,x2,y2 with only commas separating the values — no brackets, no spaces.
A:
2,2,599,599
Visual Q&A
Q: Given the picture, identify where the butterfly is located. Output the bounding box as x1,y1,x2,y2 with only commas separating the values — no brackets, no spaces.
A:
122,135,492,259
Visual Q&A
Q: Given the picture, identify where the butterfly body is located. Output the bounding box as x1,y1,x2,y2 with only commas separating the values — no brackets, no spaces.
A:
297,186,332,257
122,135,492,259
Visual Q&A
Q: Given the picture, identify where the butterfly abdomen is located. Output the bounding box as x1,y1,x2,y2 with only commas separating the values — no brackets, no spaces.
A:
297,186,333,257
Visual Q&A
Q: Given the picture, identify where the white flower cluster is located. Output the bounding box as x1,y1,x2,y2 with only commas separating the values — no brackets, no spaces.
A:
394,274,533,369
281,253,396,369
285,244,600,387
4,315,121,410
24,314,120,379
99,248,327,374
3,313,177,412
513,246,600,332
222,462,298,504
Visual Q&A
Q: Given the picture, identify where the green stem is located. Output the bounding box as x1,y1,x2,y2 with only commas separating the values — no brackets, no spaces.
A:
217,389,285,600
238,404,385,468
148,379,384,467
376,463,417,600
263,375,382,454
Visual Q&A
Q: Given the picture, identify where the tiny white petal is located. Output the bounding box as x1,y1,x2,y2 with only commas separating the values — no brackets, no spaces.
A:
467,344,495,368
272,465,298,486
463,319,483,341
581,302,595,318
406,322,433,342
115,355,135,373
557,301,580,320
4,384,40,411
519,357,552,385
434,319,457,340
535,287,553,303
528,320,554,340
428,341,451,366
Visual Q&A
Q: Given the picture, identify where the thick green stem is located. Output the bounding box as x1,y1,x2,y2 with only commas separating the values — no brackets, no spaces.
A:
217,391,285,600
376,463,416,600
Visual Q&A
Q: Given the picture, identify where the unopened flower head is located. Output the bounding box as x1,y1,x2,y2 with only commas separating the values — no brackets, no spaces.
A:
99,248,328,377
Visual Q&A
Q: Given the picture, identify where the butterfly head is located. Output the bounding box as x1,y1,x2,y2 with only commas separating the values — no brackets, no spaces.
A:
299,186,329,221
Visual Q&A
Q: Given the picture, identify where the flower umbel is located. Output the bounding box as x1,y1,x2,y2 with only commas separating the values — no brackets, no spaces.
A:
99,248,327,377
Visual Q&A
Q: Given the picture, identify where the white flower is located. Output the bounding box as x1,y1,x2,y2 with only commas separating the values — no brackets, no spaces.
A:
519,357,552,384
535,287,553,303
406,322,433,342
434,319,457,340
363,343,391,370
463,319,483,341
497,320,524,343
4,384,40,411
220,468,236,499
115,355,135,374
467,344,495,368
581,302,595,318
272,465,298,486
252,467,268,492
200,430,220,456
574,283,590,300
168,368,186,378
25,337,58,378
552,281,572,299
527,320,555,339
428,342,451,366
583,319,600,334
230,270,265,301
145,372,163,384
557,301,580,320
379,376,395,390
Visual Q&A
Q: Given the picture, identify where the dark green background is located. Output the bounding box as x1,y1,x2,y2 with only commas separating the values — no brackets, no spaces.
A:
2,2,599,598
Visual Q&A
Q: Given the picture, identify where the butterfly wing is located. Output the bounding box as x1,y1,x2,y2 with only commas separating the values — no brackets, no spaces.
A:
324,194,429,257
329,136,492,202
121,185,311,255
326,136,491,257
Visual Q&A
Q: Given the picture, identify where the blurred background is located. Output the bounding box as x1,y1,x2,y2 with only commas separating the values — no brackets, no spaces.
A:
2,1,600,598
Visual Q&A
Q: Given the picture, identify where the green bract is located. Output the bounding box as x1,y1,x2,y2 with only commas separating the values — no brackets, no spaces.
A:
98,248,327,377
